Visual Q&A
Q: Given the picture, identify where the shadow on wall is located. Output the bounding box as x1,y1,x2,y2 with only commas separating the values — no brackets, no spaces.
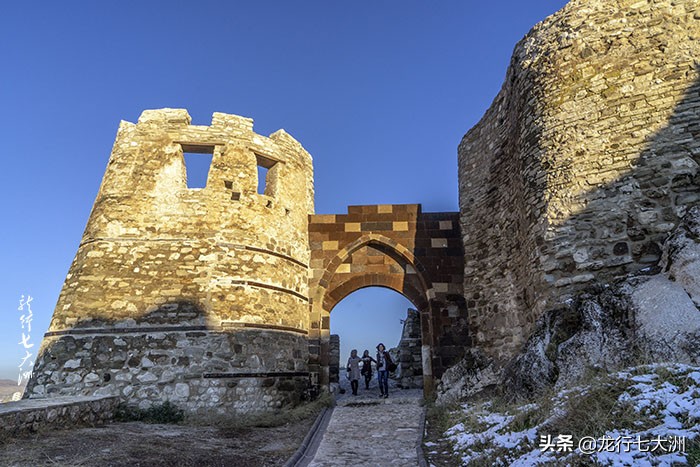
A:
507,67,700,389
25,299,310,413
541,66,699,289
460,42,700,362
443,57,699,400
59,300,213,329
27,299,207,398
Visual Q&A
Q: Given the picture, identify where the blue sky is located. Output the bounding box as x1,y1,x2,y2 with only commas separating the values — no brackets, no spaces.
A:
0,1,569,381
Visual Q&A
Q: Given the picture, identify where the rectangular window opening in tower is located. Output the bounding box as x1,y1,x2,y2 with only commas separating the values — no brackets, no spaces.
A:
255,153,279,196
180,143,215,189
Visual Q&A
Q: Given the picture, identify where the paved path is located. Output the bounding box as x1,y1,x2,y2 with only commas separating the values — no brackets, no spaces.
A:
306,379,424,467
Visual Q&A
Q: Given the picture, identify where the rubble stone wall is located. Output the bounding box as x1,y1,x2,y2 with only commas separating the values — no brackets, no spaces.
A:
329,334,340,383
26,110,315,413
390,308,423,389
458,0,700,362
0,396,118,437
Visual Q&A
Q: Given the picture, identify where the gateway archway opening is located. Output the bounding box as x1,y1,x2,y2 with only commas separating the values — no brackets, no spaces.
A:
330,287,424,395
308,205,468,396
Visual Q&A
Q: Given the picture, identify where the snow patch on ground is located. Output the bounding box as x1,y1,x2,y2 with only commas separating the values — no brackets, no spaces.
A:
438,364,700,466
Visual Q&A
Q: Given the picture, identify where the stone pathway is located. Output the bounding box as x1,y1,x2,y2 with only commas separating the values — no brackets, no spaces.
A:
306,379,425,467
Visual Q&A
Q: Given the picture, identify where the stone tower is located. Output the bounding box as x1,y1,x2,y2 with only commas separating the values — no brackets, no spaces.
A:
25,109,315,413
458,0,700,363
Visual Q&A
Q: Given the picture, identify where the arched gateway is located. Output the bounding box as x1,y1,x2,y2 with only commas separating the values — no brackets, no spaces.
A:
308,204,467,396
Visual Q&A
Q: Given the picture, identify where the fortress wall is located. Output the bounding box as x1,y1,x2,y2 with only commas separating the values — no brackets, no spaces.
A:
459,0,700,361
31,329,309,413
26,110,314,412
0,396,118,437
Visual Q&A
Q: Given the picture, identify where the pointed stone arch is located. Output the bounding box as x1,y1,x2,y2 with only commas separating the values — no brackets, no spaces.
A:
308,204,467,396
315,233,432,311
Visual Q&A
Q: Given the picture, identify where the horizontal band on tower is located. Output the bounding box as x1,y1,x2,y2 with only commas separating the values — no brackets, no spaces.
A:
203,371,310,379
221,321,308,335
230,280,309,302
44,325,210,337
43,323,308,337
222,243,309,268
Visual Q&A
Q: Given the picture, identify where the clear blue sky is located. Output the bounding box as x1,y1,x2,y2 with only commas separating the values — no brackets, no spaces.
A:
0,1,569,381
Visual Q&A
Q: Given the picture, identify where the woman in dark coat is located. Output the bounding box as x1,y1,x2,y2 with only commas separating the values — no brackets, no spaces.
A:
360,350,376,390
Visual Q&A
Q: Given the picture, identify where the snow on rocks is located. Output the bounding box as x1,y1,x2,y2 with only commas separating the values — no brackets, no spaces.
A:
434,364,700,466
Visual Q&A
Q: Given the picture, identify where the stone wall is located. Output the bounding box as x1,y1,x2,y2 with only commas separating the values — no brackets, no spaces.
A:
26,109,315,413
29,327,309,413
458,0,700,362
329,334,340,384
389,308,423,389
0,396,118,437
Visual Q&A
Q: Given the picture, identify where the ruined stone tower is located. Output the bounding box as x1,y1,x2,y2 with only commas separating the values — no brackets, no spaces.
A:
26,109,315,413
458,0,700,364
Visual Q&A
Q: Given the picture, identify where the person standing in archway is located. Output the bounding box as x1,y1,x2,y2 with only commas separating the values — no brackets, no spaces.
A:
360,349,376,390
346,349,362,396
376,343,394,398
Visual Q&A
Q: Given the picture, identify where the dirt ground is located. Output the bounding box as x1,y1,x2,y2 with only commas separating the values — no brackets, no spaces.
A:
0,416,316,467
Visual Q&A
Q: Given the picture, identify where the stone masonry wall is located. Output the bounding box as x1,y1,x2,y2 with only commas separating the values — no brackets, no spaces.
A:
26,109,315,413
459,0,700,362
0,396,118,437
29,328,309,413
389,308,423,389
329,334,340,384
